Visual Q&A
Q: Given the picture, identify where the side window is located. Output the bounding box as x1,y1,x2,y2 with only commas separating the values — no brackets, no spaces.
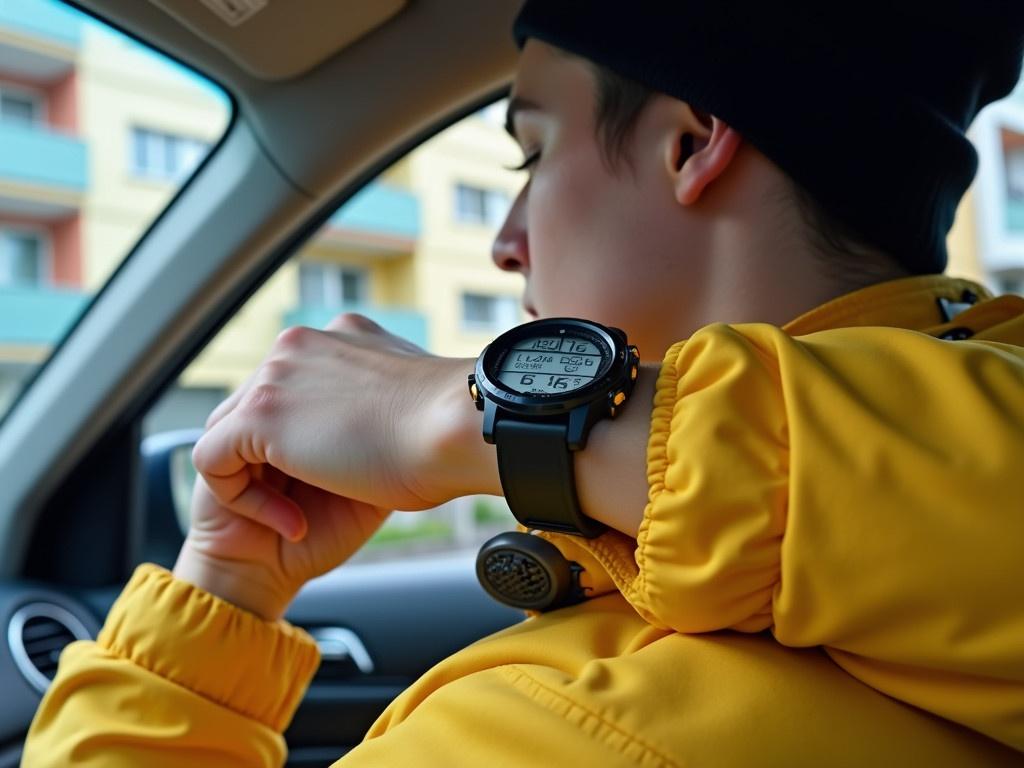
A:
147,101,531,564
0,0,231,421
950,82,1024,287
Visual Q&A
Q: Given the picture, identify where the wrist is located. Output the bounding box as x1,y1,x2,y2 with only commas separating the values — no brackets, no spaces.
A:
173,542,294,622
575,362,658,538
419,357,501,500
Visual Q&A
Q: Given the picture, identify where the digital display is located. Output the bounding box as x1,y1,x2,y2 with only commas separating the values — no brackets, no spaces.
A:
496,333,605,394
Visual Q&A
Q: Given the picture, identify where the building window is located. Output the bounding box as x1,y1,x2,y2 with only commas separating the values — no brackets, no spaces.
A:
0,88,42,126
130,127,209,182
461,293,519,332
454,183,509,227
1000,127,1024,234
299,263,368,306
0,229,45,287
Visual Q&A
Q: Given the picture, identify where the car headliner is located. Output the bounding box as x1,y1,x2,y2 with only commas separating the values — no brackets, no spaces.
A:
0,0,521,569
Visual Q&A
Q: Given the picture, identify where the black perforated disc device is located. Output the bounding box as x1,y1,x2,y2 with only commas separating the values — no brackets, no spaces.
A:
475,531,586,611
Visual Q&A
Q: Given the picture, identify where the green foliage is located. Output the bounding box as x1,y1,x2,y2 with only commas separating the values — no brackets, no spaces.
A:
365,518,453,547
472,498,513,525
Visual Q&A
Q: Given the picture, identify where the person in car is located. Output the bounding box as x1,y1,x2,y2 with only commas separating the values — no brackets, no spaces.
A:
23,2,1024,765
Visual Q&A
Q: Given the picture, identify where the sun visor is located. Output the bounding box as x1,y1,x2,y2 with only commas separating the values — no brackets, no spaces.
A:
149,0,406,81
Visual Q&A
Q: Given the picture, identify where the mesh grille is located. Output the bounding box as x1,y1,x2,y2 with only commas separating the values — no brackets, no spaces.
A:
482,548,552,603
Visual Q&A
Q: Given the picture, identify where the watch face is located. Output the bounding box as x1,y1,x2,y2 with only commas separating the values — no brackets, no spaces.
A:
495,331,606,395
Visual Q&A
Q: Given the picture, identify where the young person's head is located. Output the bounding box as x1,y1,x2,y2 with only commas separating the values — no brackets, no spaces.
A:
493,2,1024,356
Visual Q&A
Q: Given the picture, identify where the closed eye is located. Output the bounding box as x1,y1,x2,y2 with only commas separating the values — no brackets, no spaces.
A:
504,150,540,172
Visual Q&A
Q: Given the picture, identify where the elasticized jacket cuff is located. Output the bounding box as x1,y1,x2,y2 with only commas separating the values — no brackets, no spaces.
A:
98,563,321,732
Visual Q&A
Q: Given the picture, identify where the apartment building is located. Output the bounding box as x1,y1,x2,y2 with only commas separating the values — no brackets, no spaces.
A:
0,0,527,429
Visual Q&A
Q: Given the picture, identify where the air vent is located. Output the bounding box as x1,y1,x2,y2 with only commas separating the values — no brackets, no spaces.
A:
8,603,92,694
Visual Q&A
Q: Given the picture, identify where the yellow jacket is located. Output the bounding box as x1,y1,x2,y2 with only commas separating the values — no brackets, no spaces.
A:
23,275,1024,766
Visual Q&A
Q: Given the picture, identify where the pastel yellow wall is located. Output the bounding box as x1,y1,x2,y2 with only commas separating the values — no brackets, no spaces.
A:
181,106,529,390
180,235,417,391
946,185,988,287
78,25,229,291
72,45,539,393
408,110,527,357
181,264,296,391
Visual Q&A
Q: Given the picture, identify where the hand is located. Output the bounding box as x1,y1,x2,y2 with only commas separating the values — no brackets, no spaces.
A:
192,313,493,534
179,313,499,618
175,473,389,621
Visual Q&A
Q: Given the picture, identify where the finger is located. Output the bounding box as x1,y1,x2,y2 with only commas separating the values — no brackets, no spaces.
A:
205,369,258,431
202,463,308,542
261,464,294,496
205,327,311,431
192,417,308,542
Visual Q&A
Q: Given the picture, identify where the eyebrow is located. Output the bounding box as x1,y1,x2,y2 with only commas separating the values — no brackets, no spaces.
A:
504,96,544,141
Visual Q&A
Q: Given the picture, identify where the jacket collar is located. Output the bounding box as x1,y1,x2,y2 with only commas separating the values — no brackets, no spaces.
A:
782,275,991,336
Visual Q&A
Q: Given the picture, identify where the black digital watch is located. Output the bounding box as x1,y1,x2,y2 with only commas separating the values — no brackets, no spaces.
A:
468,317,639,538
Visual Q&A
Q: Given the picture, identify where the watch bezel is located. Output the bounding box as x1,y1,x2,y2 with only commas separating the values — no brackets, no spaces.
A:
474,317,631,416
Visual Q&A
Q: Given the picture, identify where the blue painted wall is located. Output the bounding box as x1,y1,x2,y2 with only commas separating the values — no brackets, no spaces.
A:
284,305,429,350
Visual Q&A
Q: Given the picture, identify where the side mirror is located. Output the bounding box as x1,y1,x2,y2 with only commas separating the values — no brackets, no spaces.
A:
140,428,202,568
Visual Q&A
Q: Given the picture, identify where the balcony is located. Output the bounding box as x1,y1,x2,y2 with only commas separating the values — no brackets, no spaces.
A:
0,285,89,345
323,183,421,253
0,0,82,49
284,304,428,350
0,121,87,209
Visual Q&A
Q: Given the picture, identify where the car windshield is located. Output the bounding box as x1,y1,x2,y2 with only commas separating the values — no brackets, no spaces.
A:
0,0,231,420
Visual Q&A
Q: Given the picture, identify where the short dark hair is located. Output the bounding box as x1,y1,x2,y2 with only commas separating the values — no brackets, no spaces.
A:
588,64,908,283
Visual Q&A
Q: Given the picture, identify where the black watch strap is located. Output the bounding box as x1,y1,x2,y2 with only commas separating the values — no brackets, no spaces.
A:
493,419,606,538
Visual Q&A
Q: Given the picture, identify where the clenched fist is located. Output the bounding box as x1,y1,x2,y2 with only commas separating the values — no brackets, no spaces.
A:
174,313,500,620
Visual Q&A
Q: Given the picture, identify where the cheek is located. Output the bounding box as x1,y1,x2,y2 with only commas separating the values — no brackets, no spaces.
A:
526,150,622,289
527,155,668,317
528,159,600,258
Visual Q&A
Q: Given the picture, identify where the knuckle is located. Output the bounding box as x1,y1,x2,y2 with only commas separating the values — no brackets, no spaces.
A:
259,357,293,382
190,440,206,472
275,325,313,349
329,312,378,332
240,382,282,417
204,406,223,431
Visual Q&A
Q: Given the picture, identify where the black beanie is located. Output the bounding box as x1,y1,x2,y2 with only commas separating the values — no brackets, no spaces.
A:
513,2,1024,275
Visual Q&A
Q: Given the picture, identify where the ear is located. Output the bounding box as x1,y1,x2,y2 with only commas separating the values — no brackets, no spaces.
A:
668,112,743,206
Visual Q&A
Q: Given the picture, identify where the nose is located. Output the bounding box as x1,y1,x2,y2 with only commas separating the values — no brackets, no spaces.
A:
491,185,529,274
